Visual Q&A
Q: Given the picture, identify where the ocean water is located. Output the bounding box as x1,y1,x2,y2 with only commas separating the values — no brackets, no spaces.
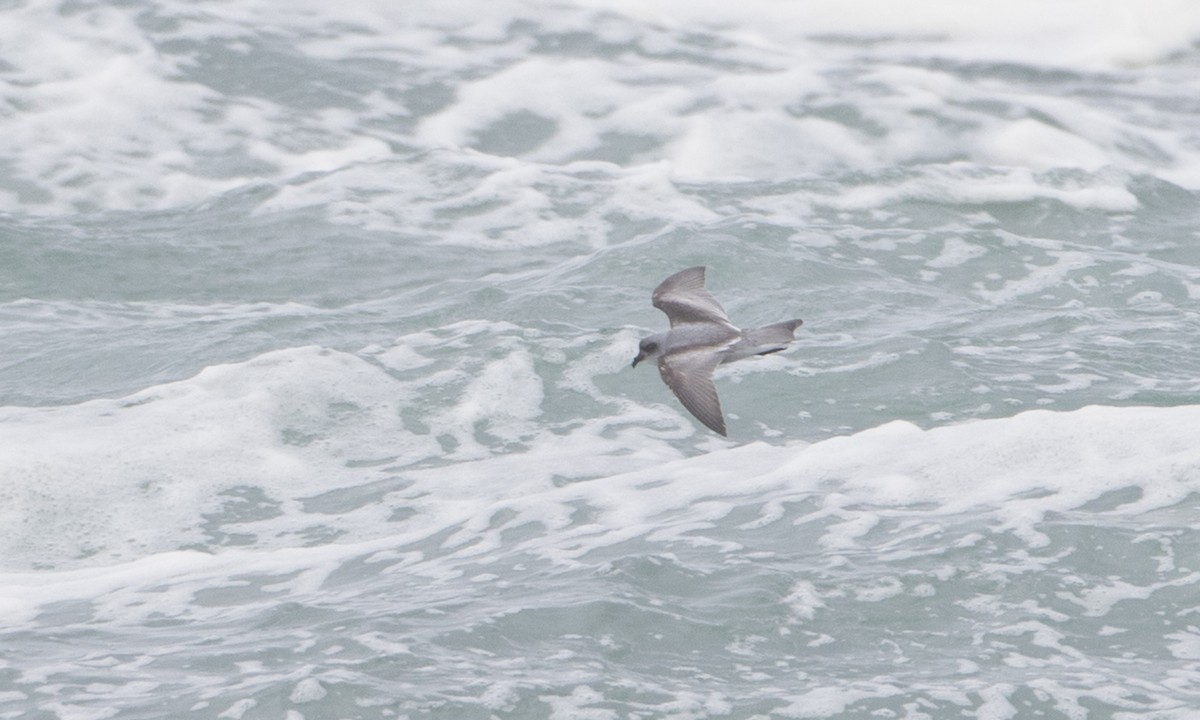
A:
4,1,1200,718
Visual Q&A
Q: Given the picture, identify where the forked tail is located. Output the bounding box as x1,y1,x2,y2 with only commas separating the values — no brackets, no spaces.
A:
745,319,803,348
723,318,803,362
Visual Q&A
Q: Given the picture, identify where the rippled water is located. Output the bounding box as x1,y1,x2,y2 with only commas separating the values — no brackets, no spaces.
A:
4,1,1200,718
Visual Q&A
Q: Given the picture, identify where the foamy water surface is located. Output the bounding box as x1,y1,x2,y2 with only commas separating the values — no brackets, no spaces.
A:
3,1,1200,718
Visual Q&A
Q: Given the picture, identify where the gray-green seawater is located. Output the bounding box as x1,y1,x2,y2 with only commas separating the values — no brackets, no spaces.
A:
3,1,1200,718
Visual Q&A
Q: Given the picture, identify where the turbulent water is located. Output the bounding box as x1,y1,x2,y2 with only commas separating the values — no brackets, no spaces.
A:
4,1,1200,718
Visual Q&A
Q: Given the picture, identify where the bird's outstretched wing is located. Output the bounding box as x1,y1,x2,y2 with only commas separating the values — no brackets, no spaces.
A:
652,266,734,329
657,348,727,436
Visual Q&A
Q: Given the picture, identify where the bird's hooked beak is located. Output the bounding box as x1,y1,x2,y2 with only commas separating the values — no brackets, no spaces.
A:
631,351,645,368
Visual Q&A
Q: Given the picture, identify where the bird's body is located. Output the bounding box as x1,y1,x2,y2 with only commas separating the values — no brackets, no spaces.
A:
632,266,802,436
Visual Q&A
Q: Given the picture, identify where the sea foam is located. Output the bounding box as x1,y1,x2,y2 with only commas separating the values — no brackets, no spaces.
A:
3,337,1196,603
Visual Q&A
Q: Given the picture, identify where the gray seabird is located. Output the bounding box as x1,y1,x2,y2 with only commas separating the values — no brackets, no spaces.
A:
631,266,803,436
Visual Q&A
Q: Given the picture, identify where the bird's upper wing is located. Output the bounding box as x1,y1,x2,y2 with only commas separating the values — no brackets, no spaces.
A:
657,348,727,436
652,266,734,329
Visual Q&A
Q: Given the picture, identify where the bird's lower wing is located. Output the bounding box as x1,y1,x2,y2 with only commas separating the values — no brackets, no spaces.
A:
658,349,727,436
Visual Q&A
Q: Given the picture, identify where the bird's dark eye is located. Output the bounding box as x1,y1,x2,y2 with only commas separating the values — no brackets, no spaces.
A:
644,341,658,352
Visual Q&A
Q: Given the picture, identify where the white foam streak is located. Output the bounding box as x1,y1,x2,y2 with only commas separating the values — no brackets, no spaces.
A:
610,0,1200,69
2,0,1197,213
975,251,1098,304
5,328,1199,585
259,154,716,238
4,336,1197,624
0,347,427,569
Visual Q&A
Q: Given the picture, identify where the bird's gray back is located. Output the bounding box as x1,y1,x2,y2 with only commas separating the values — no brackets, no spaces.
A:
663,322,741,355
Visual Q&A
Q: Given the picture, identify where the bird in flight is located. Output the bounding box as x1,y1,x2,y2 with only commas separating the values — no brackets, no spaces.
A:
632,266,802,436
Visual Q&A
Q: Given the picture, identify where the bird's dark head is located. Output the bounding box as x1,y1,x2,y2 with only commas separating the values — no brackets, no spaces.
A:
631,335,664,368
